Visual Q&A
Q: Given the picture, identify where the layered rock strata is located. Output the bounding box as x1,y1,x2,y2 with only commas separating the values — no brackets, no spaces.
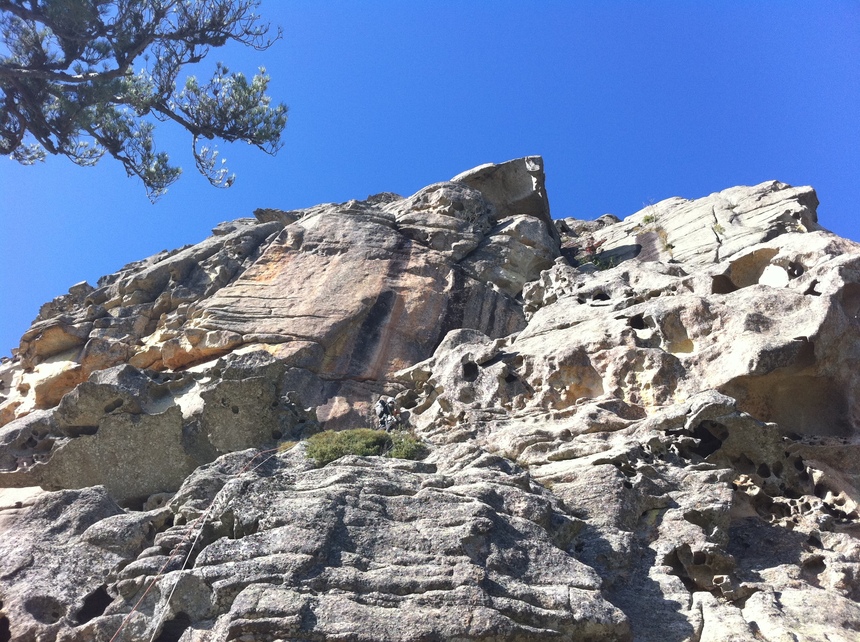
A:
1,158,859,641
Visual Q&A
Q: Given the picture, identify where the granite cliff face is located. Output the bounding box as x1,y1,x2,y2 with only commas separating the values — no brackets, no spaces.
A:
2,157,860,641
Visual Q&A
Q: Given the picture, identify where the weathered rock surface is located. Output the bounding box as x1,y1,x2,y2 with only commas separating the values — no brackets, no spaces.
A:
2,158,860,641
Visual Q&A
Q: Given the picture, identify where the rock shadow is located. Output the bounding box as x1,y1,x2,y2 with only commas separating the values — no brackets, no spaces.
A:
577,510,696,642
727,516,811,582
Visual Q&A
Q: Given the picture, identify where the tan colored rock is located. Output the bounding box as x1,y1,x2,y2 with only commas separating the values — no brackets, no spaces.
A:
30,355,86,409
193,187,525,383
2,161,559,429
161,329,243,369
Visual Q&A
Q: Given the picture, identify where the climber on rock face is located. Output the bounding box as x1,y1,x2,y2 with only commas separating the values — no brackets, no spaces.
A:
374,396,398,431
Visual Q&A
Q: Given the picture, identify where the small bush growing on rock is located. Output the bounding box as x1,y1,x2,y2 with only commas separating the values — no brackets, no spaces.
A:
305,429,427,467
388,432,428,460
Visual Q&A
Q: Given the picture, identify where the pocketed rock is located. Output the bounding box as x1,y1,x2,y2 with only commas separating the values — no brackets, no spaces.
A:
2,159,860,641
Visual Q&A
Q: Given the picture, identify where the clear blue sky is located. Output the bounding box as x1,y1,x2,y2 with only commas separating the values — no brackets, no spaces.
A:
1,1,858,356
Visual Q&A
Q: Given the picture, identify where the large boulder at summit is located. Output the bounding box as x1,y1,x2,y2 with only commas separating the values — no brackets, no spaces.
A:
2,159,860,641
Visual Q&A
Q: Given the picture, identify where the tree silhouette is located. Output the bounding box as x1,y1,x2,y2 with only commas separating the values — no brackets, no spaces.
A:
0,0,287,200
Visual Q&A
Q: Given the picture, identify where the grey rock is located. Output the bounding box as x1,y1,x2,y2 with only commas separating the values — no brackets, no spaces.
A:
452,155,557,243
584,180,823,267
0,354,318,502
3,446,629,641
1,162,860,641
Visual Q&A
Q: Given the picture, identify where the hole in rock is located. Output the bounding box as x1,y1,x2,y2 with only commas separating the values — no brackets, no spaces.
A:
398,392,419,410
592,291,610,301
24,595,64,624
793,458,805,471
683,510,711,530
804,280,821,296
628,314,646,330
75,586,112,625
691,551,707,565
576,297,586,304
757,463,771,479
504,373,518,384
66,425,99,438
711,275,738,294
787,261,805,278
690,421,726,458
231,406,239,414
802,555,826,576
34,438,54,453
0,616,9,642
822,504,850,520
271,430,283,440
788,337,817,369
663,550,697,592
120,496,147,511
153,611,192,642
768,503,790,519
814,483,827,499
729,248,780,288
462,362,479,382
103,399,123,413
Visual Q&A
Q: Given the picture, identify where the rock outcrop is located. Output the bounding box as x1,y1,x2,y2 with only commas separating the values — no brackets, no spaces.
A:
2,157,860,641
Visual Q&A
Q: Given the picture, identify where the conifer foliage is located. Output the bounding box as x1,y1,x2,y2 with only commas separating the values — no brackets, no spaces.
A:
0,0,287,200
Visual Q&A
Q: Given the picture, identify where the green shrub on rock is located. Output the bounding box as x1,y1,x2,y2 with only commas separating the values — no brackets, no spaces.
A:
305,429,426,467
388,432,427,460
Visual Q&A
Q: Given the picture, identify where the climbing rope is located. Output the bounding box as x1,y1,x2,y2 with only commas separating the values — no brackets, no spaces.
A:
110,447,281,642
